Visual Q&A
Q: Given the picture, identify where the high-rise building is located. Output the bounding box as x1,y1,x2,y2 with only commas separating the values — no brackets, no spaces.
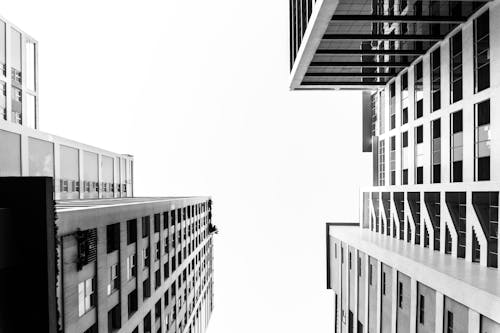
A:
0,15,215,333
290,1,500,332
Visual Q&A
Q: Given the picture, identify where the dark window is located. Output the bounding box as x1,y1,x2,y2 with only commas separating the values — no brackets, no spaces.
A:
415,61,424,119
451,110,463,182
416,167,423,184
402,132,408,148
154,214,160,233
431,47,441,111
474,10,490,93
398,282,403,308
349,252,352,270
127,219,137,245
155,269,161,289
419,295,425,324
107,223,120,253
382,271,386,295
416,126,423,144
108,304,121,332
128,289,138,317
143,278,151,300
155,300,161,320
357,256,361,277
144,312,152,333
142,216,150,238
450,31,463,103
447,311,454,333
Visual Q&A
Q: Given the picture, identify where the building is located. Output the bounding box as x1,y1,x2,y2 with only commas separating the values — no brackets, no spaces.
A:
0,15,215,333
0,14,134,200
57,197,215,333
290,0,500,332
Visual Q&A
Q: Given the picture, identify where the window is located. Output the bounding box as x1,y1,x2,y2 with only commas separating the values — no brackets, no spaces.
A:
382,272,386,295
415,125,424,184
108,304,121,332
341,247,344,264
379,90,385,135
431,47,441,111
474,10,489,93
10,28,21,84
128,289,138,317
26,40,36,91
0,21,5,75
398,282,403,308
450,31,463,103
107,223,120,253
164,262,169,280
451,111,463,182
432,119,441,183
379,140,385,186
447,311,454,333
475,100,490,181
155,269,161,289
390,136,396,185
414,61,424,119
419,295,425,324
155,241,160,261
143,278,151,299
369,264,373,285
107,264,119,295
401,131,409,184
154,214,160,233
357,256,361,277
155,300,161,320
126,254,137,280
142,216,150,238
78,277,96,316
11,86,22,124
143,246,150,268
401,72,408,125
390,82,396,129
127,219,137,245
334,243,337,258
348,252,352,270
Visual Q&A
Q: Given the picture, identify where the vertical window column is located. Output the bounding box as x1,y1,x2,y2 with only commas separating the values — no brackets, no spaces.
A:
431,119,441,183
390,82,396,130
379,140,386,186
415,126,424,184
401,72,408,125
431,47,441,112
450,110,463,182
390,136,396,185
474,10,490,93
475,100,490,181
450,31,463,103
414,61,424,119
401,132,408,185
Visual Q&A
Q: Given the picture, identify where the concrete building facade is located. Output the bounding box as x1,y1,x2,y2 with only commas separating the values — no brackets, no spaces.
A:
291,0,500,332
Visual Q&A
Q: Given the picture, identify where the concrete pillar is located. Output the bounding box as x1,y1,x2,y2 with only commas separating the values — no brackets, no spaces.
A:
391,268,398,333
96,226,108,333
376,260,382,333
409,278,417,333
435,292,444,333
468,309,481,333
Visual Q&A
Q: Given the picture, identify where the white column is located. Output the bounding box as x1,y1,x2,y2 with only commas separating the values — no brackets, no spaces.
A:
391,268,398,333
409,278,417,333
468,309,481,333
376,261,382,333
435,292,444,333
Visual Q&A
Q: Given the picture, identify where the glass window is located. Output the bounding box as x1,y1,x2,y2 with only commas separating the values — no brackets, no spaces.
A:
401,131,409,185
11,86,22,124
401,72,408,125
474,10,490,93
450,111,463,182
414,61,424,119
107,264,119,295
390,136,396,185
0,21,5,75
0,81,5,120
379,139,385,186
78,277,96,316
390,82,396,129
450,31,463,103
431,48,441,111
10,28,21,84
126,254,137,280
26,41,36,91
475,100,490,181
432,119,441,183
0,129,21,176
415,126,424,184
26,93,36,129
28,137,54,177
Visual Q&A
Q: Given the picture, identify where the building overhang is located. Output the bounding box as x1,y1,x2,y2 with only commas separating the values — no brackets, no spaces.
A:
290,0,490,90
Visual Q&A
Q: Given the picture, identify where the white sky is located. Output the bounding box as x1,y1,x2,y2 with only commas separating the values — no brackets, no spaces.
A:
3,1,371,331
